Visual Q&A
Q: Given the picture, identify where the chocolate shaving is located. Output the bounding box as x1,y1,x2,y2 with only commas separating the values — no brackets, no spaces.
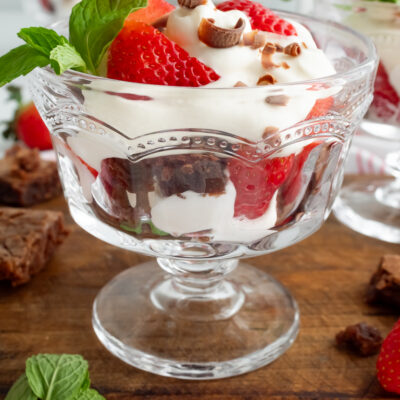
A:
281,61,290,70
178,0,206,8
263,126,279,138
257,74,277,85
198,17,245,48
284,43,301,57
302,41,308,49
243,30,257,46
234,81,247,87
265,95,290,106
275,43,284,52
261,43,279,69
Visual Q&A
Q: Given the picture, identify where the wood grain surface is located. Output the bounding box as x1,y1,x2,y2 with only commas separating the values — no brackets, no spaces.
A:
0,185,399,400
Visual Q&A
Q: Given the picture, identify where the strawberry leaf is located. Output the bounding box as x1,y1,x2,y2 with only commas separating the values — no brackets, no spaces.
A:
0,45,49,87
69,0,148,74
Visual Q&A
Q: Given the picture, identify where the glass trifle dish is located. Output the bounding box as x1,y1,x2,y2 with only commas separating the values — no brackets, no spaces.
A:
2,0,376,379
318,0,400,243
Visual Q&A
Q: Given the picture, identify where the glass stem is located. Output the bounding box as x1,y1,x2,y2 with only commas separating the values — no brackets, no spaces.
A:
150,258,245,321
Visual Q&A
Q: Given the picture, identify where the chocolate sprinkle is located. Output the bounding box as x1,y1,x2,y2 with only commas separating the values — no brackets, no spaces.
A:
263,126,279,138
257,74,277,85
265,95,290,106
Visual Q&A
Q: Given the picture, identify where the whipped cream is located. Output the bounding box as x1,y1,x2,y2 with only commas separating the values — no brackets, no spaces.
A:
165,0,335,87
149,179,277,242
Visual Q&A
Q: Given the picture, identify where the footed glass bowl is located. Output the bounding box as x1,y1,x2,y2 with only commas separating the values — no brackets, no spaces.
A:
30,11,376,379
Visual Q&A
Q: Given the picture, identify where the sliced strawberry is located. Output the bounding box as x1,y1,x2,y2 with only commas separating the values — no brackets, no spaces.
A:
217,0,297,36
305,97,334,120
15,103,52,150
126,0,175,25
280,142,319,206
229,150,294,219
371,62,400,121
108,21,220,86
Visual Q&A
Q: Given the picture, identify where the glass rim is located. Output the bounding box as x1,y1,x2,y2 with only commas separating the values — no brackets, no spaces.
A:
41,8,378,91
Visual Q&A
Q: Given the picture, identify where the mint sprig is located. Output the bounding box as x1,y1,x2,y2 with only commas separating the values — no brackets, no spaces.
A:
69,0,147,74
0,0,147,87
5,354,105,400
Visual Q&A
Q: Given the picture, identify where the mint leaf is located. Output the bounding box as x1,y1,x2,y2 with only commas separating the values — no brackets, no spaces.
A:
0,45,49,87
80,371,91,392
120,222,142,234
26,354,89,400
18,27,68,57
6,85,23,105
73,389,105,400
69,0,147,73
50,43,87,74
148,221,169,236
5,374,37,400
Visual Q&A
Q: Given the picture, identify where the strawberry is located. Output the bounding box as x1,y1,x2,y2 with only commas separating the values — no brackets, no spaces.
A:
377,319,400,394
126,0,174,25
1,86,52,150
217,0,297,36
279,142,319,206
306,97,334,120
107,21,220,86
229,150,294,219
371,62,400,121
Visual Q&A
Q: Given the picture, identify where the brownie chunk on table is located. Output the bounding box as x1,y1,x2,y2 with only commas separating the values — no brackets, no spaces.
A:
366,254,400,308
0,144,62,206
336,322,383,356
0,207,69,286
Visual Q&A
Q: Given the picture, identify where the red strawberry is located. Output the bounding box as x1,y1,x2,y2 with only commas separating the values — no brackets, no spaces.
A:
217,0,297,36
305,97,334,120
371,62,400,121
108,21,220,86
126,0,175,25
14,103,52,150
377,319,400,394
229,150,294,219
280,142,319,206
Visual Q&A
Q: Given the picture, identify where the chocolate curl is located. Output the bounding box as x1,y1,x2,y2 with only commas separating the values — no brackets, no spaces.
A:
265,95,290,106
261,43,279,69
263,126,279,139
178,0,206,8
257,74,277,86
152,13,171,31
198,18,245,48
284,43,301,57
234,81,247,87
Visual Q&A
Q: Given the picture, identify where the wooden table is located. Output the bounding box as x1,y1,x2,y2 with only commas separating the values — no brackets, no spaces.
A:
1,187,399,400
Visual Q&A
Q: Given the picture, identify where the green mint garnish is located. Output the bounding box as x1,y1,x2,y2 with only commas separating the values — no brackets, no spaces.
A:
5,374,37,400
0,0,147,87
26,354,89,400
5,354,105,400
69,0,147,74
120,221,169,236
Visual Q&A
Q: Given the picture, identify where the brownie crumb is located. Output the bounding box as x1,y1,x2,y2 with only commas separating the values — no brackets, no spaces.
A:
0,144,62,206
366,255,400,307
336,322,383,356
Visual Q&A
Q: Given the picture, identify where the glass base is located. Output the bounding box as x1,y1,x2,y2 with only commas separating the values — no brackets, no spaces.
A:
92,261,299,380
334,179,400,244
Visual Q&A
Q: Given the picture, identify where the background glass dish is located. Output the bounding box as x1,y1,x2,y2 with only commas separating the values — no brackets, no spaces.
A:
318,0,400,243
30,11,376,379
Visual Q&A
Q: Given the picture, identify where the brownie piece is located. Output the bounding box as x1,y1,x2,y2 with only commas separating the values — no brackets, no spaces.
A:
0,144,62,206
366,255,400,307
151,154,227,197
336,323,383,356
0,207,69,286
